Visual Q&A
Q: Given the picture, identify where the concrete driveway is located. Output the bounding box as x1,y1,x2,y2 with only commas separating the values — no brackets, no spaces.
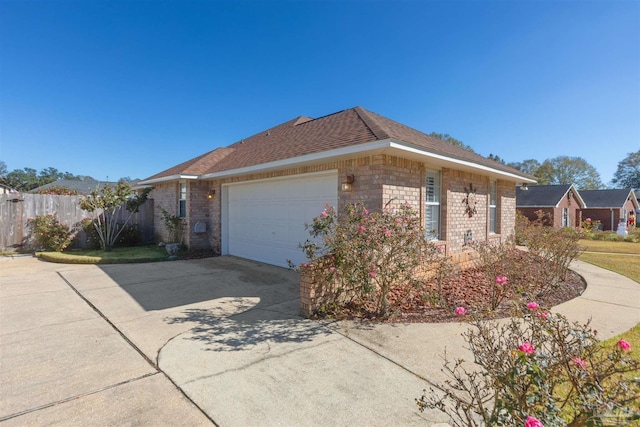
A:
1,255,638,426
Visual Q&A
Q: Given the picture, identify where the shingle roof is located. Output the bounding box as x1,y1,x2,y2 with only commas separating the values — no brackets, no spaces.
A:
516,184,575,207
580,189,637,209
30,177,116,194
143,106,533,182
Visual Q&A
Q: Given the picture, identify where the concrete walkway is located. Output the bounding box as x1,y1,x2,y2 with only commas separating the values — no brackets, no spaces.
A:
1,256,638,426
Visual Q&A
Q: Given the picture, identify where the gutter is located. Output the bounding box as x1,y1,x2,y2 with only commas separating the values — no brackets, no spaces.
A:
198,139,537,183
137,174,199,185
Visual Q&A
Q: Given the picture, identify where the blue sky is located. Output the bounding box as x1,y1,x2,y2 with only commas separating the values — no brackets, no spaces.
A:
1,0,638,185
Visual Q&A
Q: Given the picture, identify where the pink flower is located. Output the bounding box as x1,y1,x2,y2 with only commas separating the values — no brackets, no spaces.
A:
455,306,467,316
302,263,308,268
358,225,366,232
369,271,376,278
617,339,631,351
525,416,544,427
536,311,549,320
572,357,587,368
585,218,591,222
329,266,335,271
437,245,444,252
320,210,328,217
495,275,508,285
527,301,540,311
518,341,535,354
364,209,369,215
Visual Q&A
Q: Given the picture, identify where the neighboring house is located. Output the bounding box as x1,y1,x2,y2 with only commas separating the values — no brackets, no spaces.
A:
29,176,115,194
139,106,536,268
516,184,586,228
579,189,639,231
0,183,14,194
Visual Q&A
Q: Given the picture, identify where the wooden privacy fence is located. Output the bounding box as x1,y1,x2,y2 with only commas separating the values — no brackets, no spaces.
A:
0,194,154,251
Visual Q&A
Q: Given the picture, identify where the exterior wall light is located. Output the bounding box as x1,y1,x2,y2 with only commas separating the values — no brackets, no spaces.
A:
341,174,355,191
207,189,216,199
520,184,529,190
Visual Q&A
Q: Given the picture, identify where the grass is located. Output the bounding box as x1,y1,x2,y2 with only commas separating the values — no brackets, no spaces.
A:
578,240,640,423
580,239,640,255
36,246,169,264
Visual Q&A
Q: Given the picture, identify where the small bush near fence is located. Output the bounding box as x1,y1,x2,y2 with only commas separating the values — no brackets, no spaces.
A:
27,214,77,252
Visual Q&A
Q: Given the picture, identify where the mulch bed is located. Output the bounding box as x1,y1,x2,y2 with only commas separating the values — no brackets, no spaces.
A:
384,268,586,323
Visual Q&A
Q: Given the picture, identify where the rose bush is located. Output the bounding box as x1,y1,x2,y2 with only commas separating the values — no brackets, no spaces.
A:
294,202,441,317
417,305,640,426
27,214,76,252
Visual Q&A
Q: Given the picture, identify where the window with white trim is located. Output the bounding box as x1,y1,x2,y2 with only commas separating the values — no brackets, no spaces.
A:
425,170,441,240
178,182,187,219
489,180,497,233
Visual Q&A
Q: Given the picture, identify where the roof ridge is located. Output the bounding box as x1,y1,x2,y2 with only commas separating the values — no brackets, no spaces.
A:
353,106,392,140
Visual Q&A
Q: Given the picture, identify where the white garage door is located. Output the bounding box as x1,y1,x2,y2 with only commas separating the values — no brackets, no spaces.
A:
225,171,338,268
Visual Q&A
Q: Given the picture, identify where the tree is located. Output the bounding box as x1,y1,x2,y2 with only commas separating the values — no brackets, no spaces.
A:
79,180,151,251
487,153,505,164
611,150,640,190
428,132,475,153
508,159,541,176
535,156,603,189
0,161,7,178
3,166,81,191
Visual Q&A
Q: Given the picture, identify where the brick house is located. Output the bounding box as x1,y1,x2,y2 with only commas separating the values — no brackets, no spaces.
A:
139,107,536,268
516,184,586,228
579,189,638,231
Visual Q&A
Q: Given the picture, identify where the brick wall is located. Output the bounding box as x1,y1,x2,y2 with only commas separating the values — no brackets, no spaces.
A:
150,182,179,243
150,155,519,258
442,169,489,253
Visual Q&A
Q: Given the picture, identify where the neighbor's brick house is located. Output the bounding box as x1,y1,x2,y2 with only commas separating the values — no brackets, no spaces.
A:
579,189,638,231
516,184,585,228
139,107,536,269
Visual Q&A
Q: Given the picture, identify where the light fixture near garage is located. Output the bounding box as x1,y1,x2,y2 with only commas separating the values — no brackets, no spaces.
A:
207,189,216,199
341,174,355,191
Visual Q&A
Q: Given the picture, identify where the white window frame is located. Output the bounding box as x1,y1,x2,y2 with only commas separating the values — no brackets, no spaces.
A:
425,170,441,240
562,207,569,227
178,182,187,219
489,180,497,234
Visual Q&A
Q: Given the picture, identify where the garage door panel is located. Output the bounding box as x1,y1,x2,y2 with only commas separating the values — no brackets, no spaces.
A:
226,173,337,267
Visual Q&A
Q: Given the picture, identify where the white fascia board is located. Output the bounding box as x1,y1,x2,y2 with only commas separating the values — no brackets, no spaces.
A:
137,174,199,185
199,140,391,180
198,138,536,183
387,141,537,183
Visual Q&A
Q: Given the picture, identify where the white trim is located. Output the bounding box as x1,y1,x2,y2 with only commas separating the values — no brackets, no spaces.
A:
138,174,198,185
198,139,536,183
200,140,391,180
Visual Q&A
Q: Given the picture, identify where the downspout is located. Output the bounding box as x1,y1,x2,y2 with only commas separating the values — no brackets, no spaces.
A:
611,209,614,231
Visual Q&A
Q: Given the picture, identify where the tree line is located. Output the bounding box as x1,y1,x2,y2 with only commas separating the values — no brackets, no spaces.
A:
428,133,639,190
2,146,638,192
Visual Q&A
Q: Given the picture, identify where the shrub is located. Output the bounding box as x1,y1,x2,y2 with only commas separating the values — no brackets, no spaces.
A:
295,202,434,317
417,306,640,426
519,212,584,293
79,180,150,251
27,214,76,252
160,208,185,244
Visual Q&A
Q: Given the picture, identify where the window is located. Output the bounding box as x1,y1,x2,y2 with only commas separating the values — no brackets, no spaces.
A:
178,182,187,218
425,170,441,240
562,208,569,227
489,181,497,233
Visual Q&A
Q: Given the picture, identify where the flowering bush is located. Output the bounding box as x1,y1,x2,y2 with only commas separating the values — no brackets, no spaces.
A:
581,218,601,233
416,305,640,426
294,202,435,317
27,214,76,252
33,186,79,195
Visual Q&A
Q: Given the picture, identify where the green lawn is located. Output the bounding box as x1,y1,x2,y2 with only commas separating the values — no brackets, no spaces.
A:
36,246,169,264
580,239,640,255
579,240,640,422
